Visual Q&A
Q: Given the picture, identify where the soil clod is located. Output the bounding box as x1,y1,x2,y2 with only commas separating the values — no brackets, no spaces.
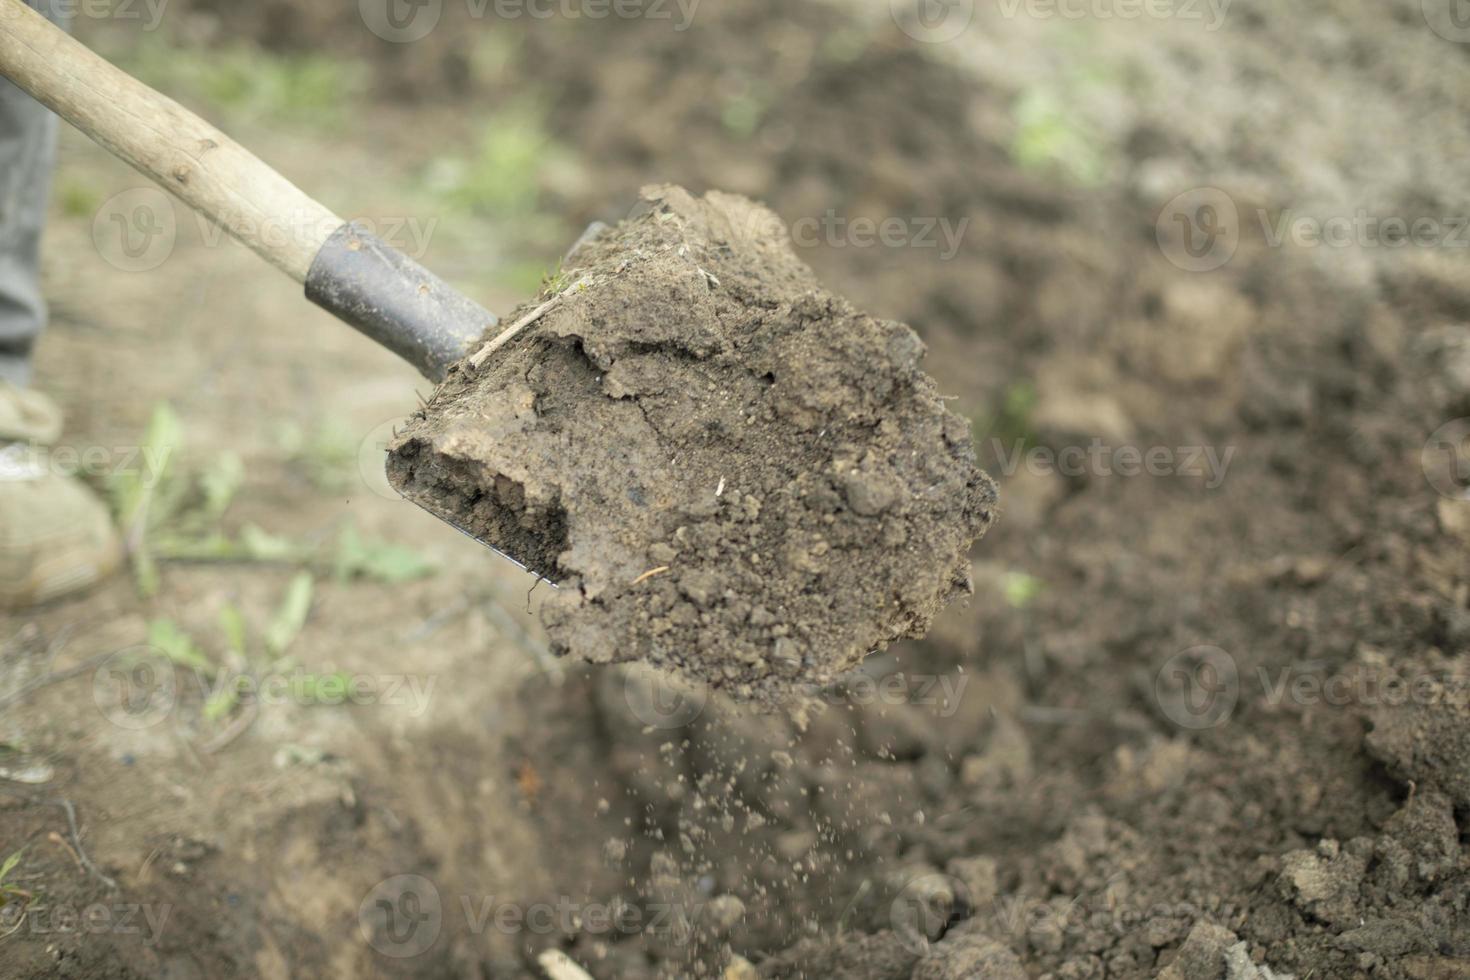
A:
388,185,996,700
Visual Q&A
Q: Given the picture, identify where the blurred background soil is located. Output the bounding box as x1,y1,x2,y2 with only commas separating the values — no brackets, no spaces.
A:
1,1,1467,977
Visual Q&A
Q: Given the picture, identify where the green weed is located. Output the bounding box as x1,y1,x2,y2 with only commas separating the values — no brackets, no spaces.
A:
975,381,1039,446
1009,39,1122,188
0,850,28,912
57,179,102,219
426,100,555,219
116,36,366,127
1002,572,1045,609
264,572,314,659
147,618,213,674
275,419,359,494
333,524,435,584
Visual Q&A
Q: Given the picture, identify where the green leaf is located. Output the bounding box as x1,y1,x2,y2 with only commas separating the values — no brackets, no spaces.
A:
278,420,359,493
202,681,241,723
198,452,245,522
429,100,555,219
133,547,161,599
296,670,352,706
265,572,314,657
0,849,22,885
109,402,180,523
1002,572,1045,610
1010,88,1109,188
218,603,248,658
152,524,308,564
137,402,183,514
147,619,213,673
58,179,102,218
977,380,1039,446
240,524,307,563
108,402,185,597
333,524,435,584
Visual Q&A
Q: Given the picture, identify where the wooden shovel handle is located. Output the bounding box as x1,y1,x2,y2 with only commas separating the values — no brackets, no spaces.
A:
0,0,343,282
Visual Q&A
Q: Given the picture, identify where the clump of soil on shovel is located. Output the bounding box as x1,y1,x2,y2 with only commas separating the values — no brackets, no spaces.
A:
387,185,996,701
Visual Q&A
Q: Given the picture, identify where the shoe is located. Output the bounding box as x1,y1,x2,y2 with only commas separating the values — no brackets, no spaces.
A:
0,382,121,609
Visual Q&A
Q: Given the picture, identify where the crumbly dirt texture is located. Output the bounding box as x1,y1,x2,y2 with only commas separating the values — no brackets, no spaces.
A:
387,185,996,700
7,3,1470,979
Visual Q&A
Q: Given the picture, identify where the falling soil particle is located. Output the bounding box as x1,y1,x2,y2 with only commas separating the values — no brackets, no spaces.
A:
387,185,996,700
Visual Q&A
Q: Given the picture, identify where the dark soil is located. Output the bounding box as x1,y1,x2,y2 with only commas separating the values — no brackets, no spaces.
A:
387,186,995,701
6,2,1469,979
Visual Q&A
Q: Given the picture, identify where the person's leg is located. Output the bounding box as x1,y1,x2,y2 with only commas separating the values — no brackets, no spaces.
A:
0,0,67,386
0,3,119,608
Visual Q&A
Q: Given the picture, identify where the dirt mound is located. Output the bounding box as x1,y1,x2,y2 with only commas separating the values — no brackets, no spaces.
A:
387,186,996,701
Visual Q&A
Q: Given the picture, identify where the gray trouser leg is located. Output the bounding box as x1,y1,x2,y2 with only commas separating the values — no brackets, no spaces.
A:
0,1,69,387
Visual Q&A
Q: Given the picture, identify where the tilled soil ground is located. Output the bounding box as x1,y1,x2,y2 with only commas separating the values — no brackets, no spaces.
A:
2,1,1468,978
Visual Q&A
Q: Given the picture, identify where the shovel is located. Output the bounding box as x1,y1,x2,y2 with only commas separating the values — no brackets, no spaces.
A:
0,5,999,689
0,0,603,570
0,0,510,383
